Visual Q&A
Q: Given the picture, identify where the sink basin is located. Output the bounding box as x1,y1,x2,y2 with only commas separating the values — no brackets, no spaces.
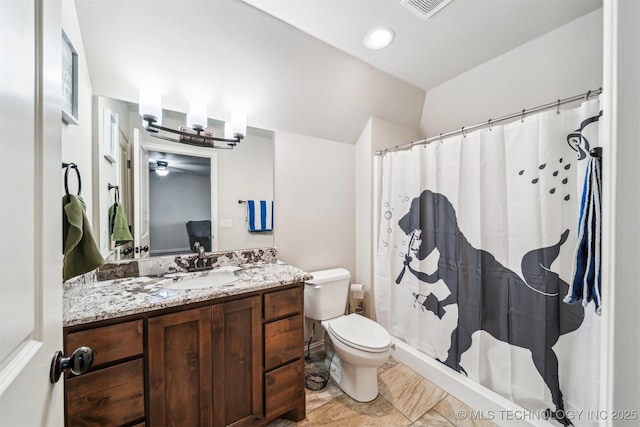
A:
162,266,241,290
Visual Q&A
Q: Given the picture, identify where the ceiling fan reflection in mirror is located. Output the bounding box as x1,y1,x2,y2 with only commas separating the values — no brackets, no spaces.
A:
148,151,211,177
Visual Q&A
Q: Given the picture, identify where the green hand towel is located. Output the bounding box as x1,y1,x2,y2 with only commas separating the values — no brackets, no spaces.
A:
108,202,133,246
63,195,105,281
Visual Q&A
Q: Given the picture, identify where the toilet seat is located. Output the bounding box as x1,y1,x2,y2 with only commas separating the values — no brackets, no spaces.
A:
325,314,391,353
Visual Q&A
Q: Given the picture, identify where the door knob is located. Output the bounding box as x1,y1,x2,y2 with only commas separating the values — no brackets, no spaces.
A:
50,346,93,383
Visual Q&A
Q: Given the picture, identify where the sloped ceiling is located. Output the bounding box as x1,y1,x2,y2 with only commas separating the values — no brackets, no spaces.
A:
75,0,600,143
242,0,601,92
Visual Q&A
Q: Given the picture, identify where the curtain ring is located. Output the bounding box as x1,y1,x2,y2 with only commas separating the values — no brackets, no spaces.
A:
439,133,443,143
394,145,399,154
461,127,466,138
488,119,493,131
585,90,592,101
556,99,561,115
521,110,526,123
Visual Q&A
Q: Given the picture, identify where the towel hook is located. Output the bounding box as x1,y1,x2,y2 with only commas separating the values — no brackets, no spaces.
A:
62,162,81,196
107,183,119,204
590,147,602,159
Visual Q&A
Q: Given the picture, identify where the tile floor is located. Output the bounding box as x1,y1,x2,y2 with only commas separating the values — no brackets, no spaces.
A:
267,349,497,427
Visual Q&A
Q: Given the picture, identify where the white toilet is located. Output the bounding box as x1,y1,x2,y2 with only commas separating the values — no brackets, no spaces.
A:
304,268,391,402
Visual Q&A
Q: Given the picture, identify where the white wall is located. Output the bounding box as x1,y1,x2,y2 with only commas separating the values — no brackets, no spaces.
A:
355,118,420,318
61,0,93,218
274,131,355,276
420,8,603,136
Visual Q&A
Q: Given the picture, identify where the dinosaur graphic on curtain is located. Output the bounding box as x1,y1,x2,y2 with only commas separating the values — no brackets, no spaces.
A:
395,190,585,426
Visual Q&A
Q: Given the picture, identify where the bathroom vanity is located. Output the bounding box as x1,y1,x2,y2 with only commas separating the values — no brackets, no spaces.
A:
62,249,310,427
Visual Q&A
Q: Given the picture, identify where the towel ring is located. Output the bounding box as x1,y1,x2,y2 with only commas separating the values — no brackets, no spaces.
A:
62,163,81,196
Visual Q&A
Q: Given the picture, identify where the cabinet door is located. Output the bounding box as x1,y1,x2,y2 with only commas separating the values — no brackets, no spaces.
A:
212,296,263,427
148,307,213,427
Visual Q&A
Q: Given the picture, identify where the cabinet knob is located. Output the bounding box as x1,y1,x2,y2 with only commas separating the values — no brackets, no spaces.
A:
135,245,149,254
49,346,93,383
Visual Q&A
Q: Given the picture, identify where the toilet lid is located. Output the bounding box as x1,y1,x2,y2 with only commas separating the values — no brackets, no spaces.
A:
326,314,391,353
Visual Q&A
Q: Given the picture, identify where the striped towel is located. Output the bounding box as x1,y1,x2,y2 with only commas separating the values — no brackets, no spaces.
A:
564,155,602,314
247,200,273,232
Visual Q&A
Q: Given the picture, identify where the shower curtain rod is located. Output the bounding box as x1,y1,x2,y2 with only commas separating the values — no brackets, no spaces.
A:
375,87,603,156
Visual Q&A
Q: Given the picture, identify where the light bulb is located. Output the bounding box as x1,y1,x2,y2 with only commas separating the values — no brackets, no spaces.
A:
187,102,207,131
139,89,162,125
364,27,395,50
229,113,247,138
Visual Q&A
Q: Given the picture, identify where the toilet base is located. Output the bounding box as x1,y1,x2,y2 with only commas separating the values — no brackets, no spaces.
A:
328,353,379,402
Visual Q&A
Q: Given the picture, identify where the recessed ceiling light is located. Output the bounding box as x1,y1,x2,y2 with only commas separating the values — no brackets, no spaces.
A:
364,27,395,50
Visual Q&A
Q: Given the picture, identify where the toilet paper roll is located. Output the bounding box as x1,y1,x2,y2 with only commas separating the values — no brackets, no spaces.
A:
350,283,364,300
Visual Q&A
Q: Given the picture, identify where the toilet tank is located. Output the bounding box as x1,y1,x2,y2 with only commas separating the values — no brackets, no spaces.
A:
304,268,351,321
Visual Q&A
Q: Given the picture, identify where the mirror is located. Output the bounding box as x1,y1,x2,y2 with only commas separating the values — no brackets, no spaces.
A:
95,96,274,258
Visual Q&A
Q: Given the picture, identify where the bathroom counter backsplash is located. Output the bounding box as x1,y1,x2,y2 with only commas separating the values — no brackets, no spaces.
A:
63,248,311,327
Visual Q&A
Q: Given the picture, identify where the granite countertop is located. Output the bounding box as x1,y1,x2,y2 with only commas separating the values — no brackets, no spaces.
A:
64,262,312,327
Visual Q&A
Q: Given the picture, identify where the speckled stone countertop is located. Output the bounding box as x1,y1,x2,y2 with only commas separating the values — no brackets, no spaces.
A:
64,260,312,327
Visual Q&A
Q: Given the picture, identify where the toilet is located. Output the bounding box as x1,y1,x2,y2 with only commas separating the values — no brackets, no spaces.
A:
304,268,391,402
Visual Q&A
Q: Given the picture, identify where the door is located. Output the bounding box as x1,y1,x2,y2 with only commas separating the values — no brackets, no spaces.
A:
133,128,151,258
118,129,135,258
0,0,64,425
212,297,263,427
148,307,213,427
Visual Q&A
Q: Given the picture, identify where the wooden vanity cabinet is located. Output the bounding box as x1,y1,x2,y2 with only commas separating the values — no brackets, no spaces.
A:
64,283,305,427
64,320,145,426
263,287,305,422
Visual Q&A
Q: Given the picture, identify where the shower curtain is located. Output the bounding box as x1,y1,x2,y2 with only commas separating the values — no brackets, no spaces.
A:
375,98,602,426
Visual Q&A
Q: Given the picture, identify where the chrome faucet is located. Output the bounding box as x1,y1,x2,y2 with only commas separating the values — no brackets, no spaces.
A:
194,242,207,268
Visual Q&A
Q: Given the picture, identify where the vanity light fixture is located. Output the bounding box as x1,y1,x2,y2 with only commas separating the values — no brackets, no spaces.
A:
155,160,169,177
139,90,246,149
364,27,395,50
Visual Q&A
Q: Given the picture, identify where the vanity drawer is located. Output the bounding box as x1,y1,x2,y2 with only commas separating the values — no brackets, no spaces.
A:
66,358,145,426
263,286,303,320
264,358,304,420
66,320,143,368
264,314,303,370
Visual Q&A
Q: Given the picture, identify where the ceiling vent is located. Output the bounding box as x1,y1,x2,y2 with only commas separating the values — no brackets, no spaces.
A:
400,0,454,20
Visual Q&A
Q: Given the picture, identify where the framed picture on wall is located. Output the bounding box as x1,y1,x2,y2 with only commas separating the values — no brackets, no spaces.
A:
61,31,79,125
103,108,118,163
